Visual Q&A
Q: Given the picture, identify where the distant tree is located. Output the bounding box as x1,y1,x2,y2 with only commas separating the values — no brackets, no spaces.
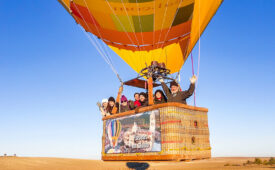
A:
268,157,275,165
254,158,262,165
231,164,241,166
246,160,252,164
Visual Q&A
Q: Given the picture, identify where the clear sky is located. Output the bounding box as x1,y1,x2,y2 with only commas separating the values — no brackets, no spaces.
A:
0,0,274,159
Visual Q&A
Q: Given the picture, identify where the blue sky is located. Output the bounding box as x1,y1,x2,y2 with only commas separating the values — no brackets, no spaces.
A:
0,0,274,159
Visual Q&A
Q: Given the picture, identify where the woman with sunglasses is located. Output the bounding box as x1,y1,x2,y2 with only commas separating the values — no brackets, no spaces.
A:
119,95,131,113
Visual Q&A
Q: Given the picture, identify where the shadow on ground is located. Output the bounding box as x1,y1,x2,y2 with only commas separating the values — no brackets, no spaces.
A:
126,162,150,170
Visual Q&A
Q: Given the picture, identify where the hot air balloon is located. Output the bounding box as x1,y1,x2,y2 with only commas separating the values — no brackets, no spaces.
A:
58,0,222,105
58,1,221,160
58,0,222,72
107,119,122,148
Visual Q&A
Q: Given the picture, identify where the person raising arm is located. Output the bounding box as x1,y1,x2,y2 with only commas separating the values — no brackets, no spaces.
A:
159,75,197,104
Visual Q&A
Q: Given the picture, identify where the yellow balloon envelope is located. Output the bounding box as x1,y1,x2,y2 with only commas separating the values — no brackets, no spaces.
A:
58,0,223,74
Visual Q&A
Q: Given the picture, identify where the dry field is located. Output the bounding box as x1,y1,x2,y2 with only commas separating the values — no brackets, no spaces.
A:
0,157,274,170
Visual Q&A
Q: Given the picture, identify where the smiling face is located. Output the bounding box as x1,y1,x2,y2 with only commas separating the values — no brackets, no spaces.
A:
171,85,179,94
109,101,115,107
134,94,139,101
155,92,162,99
121,101,127,106
140,95,145,102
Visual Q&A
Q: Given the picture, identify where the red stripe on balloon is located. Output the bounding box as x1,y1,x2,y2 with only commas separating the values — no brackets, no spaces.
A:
71,2,100,28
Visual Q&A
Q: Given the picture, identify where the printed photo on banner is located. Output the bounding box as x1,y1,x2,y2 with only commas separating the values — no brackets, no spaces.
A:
105,109,161,154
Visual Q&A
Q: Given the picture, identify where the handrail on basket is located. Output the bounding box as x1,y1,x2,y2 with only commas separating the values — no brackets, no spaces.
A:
102,102,208,120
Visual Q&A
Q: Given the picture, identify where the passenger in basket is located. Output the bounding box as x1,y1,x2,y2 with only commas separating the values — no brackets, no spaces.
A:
139,92,148,107
154,90,167,104
101,99,108,110
119,95,131,113
133,93,141,107
106,97,117,114
159,75,197,104
97,98,110,117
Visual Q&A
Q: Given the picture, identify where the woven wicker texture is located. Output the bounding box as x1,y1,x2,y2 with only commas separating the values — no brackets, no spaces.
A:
102,105,210,161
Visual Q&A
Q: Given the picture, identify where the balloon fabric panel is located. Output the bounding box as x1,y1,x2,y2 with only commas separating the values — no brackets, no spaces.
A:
58,0,223,74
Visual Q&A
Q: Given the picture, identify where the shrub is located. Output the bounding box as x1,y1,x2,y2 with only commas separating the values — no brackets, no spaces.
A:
224,163,230,166
231,164,240,166
268,157,275,165
246,160,253,164
254,158,262,165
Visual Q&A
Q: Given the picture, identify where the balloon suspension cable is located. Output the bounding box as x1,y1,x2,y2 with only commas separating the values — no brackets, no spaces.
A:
158,0,184,50
79,26,123,84
197,0,201,87
194,0,202,106
191,53,196,106
191,0,202,107
105,0,140,47
105,0,143,71
73,2,123,84
157,0,187,60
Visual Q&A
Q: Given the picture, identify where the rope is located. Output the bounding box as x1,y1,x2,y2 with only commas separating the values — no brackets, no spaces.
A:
155,0,190,70
82,0,109,51
190,0,202,106
120,0,140,45
153,0,170,62
105,0,142,71
135,0,144,46
157,0,193,69
73,2,123,83
159,0,184,50
191,53,195,75
105,0,139,49
73,2,109,62
155,0,170,51
197,0,201,87
135,0,145,71
191,52,196,106
80,27,123,83
82,0,116,68
194,0,202,106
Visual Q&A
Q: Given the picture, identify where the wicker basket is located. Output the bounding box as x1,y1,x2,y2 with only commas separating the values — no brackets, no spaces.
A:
102,102,210,161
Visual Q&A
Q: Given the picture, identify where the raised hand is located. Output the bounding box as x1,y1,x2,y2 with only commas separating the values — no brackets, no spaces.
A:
190,75,197,84
96,102,101,108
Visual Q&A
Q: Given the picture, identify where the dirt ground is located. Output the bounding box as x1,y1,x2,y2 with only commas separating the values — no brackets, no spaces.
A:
0,157,274,170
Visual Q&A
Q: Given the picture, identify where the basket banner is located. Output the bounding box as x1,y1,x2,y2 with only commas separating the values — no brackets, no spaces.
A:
105,109,161,154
